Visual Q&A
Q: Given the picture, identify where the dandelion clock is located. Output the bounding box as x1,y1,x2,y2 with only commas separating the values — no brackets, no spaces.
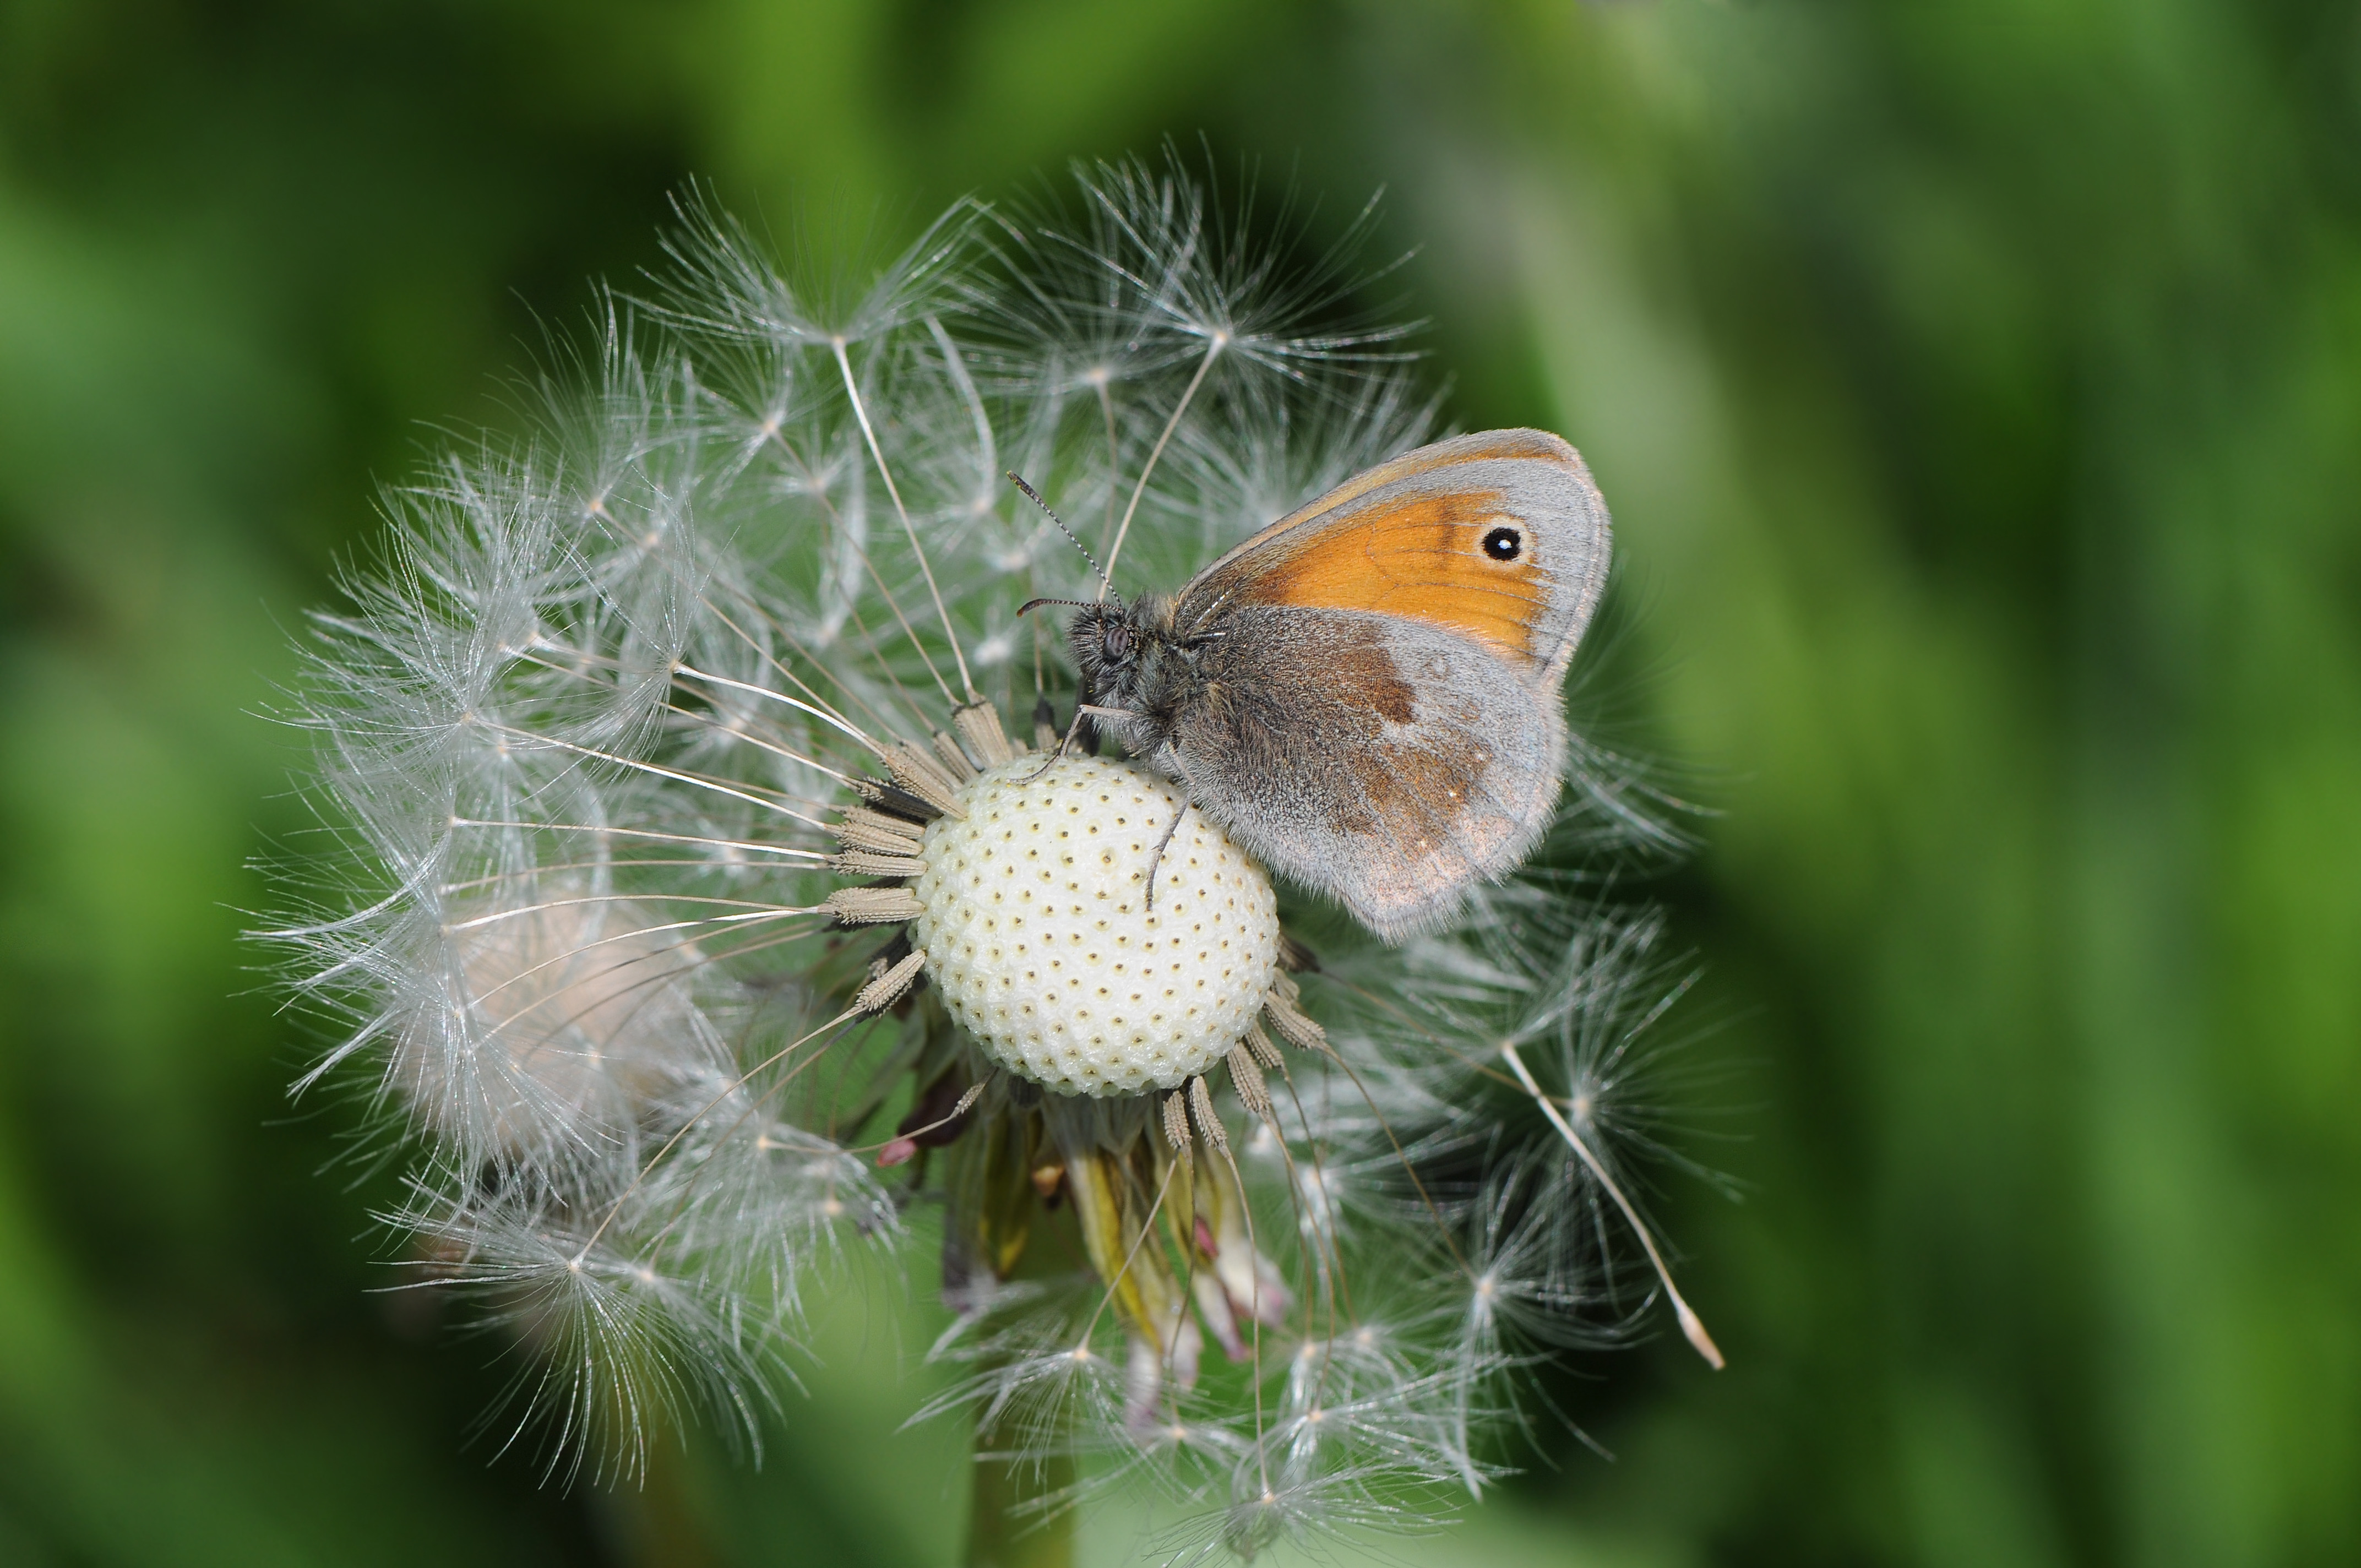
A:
266,158,1721,1565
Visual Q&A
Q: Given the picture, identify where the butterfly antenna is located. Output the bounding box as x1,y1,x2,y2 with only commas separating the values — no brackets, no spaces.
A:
1008,471,1124,609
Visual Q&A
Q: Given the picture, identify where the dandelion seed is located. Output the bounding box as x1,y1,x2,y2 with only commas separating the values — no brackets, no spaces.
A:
264,152,1715,1556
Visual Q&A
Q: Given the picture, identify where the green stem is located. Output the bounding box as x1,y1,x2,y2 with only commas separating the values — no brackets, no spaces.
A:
964,1441,1075,1568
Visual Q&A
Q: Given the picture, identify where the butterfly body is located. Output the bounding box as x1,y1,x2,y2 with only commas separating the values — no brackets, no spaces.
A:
1068,428,1611,943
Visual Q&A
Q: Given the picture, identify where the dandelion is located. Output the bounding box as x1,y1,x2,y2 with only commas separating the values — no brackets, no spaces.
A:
266,155,1718,1561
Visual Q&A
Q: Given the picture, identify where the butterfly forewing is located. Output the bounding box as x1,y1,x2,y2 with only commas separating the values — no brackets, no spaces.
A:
1185,428,1610,685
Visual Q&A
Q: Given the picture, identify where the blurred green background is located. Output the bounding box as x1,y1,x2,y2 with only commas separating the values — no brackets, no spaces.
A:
4,1,2357,1564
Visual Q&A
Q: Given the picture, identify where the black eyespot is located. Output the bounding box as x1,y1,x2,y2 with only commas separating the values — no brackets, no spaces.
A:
1482,526,1522,562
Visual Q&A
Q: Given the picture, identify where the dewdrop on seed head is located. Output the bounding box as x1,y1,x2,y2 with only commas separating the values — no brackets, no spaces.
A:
912,755,1281,1096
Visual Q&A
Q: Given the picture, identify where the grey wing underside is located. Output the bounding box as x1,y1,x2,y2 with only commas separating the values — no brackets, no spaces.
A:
1163,611,1566,943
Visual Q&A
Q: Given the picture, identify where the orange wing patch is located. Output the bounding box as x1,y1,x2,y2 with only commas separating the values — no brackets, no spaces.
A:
1232,488,1548,663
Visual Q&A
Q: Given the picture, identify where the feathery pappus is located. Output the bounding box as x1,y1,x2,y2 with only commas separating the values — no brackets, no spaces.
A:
265,156,1720,1562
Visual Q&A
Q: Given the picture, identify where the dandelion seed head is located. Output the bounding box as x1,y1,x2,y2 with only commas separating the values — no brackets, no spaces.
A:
260,152,1718,1555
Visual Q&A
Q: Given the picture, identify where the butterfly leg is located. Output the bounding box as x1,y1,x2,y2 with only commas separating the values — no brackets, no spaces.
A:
1141,798,1189,913
1016,701,1141,782
1140,743,1220,912
1016,708,1087,782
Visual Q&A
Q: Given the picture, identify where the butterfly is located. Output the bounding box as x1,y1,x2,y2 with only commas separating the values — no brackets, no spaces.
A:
1041,428,1612,943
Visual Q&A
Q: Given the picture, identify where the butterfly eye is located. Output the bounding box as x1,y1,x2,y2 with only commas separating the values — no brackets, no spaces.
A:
1103,623,1134,659
1482,526,1522,562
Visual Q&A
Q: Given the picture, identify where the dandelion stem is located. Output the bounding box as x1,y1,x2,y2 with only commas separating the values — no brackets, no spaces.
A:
965,1438,1075,1568
1216,1137,1272,1498
1098,333,1223,598
1500,1040,1725,1369
834,337,978,701
1092,375,1119,561
480,723,836,833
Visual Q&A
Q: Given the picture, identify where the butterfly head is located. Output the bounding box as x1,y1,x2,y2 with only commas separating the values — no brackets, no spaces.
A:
1067,595,1185,723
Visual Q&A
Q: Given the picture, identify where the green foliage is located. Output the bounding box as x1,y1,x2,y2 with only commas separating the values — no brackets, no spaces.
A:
2,1,2354,1562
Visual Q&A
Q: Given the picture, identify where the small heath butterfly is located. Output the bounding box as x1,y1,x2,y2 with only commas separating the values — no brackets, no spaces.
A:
1033,428,1611,943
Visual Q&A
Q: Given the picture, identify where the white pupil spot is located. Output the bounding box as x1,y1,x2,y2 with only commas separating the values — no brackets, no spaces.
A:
911,755,1281,1097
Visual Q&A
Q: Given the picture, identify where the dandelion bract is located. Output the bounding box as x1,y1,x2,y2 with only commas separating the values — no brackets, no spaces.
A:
266,158,1717,1561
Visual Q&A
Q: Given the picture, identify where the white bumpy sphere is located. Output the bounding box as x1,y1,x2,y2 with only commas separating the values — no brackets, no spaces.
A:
911,755,1281,1097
